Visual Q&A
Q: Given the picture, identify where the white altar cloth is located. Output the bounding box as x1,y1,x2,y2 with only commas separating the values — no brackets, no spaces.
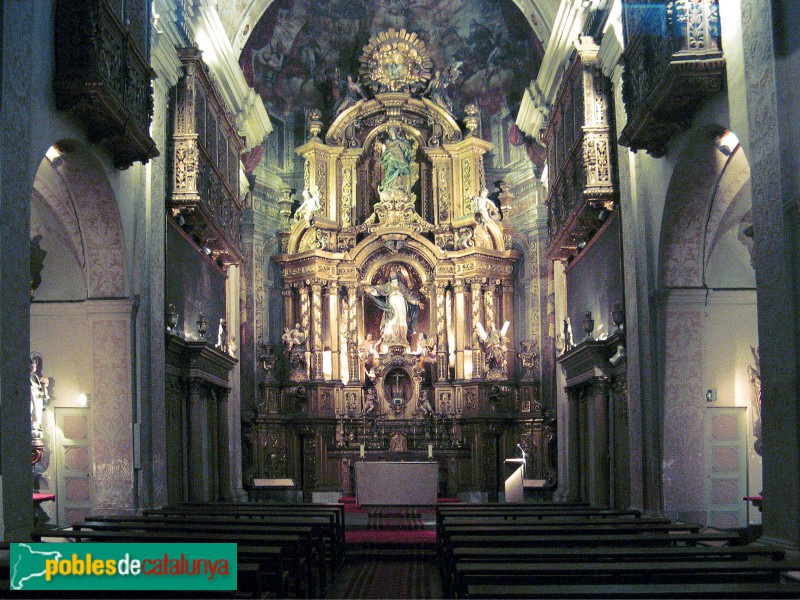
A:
355,461,438,506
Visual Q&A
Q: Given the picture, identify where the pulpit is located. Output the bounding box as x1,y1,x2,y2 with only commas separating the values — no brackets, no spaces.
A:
504,458,526,503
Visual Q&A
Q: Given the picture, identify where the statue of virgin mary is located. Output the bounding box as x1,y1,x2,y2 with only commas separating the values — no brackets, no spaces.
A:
364,267,421,346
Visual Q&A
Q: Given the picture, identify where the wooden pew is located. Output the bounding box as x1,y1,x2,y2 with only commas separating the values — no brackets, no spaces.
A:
74,519,318,597
444,544,786,598
439,531,743,596
438,520,703,570
31,528,309,598
453,558,800,598
467,581,800,599
152,502,346,570
85,513,335,587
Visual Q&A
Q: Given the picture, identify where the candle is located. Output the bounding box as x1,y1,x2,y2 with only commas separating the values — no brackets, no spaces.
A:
427,444,433,458
359,444,365,458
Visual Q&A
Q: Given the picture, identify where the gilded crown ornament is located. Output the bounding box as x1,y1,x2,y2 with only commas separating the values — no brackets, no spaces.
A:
359,29,433,94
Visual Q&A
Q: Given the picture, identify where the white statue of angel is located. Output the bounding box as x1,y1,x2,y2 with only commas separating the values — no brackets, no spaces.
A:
476,320,510,370
293,187,321,224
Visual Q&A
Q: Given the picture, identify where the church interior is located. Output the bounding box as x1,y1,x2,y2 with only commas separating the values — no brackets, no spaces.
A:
4,0,800,596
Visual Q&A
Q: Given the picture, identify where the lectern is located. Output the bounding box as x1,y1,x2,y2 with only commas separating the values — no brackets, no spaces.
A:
504,458,526,503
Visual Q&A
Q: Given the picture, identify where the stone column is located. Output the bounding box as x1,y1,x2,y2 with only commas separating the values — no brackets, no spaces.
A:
216,388,232,500
310,281,324,380
187,380,209,502
743,0,800,550
453,282,467,380
564,387,584,502
589,378,611,508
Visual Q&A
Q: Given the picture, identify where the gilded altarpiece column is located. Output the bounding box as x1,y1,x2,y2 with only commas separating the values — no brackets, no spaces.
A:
310,281,324,380
470,278,485,378
434,281,449,382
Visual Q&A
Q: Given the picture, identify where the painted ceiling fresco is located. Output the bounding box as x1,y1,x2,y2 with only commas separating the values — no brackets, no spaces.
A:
239,0,543,125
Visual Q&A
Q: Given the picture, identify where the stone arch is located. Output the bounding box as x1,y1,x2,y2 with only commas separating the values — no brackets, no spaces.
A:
32,140,127,299
659,124,753,290
657,124,759,526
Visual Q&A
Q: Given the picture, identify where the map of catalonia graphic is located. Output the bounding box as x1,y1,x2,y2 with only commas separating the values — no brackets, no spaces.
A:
11,544,63,590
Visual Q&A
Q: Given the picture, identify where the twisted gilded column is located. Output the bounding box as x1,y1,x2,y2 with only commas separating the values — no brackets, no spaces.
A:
282,287,295,328
453,281,467,380
326,283,340,380
483,281,496,328
502,282,515,379
470,277,485,379
345,285,360,382
310,280,323,380
299,283,311,380
435,281,449,382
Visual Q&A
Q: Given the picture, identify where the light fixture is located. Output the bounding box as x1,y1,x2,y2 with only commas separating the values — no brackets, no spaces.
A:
717,130,740,156
78,393,91,407
45,146,61,162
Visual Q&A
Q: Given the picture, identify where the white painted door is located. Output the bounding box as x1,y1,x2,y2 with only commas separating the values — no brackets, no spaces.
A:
704,407,747,529
54,407,94,526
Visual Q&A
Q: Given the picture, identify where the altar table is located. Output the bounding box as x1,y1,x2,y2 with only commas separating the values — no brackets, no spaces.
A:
355,461,438,506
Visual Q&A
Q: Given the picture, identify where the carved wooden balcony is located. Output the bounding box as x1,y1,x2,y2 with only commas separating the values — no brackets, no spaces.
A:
619,0,725,157
168,48,245,266
543,38,617,264
54,0,158,169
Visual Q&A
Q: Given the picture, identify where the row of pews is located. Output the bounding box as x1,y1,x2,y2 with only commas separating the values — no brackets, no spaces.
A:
437,502,800,599
4,502,346,598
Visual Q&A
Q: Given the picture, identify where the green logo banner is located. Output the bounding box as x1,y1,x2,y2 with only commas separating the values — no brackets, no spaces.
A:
10,543,237,591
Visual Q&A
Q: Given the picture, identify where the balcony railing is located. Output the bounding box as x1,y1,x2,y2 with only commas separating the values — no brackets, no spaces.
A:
543,39,617,263
168,48,245,266
620,0,724,156
54,0,158,169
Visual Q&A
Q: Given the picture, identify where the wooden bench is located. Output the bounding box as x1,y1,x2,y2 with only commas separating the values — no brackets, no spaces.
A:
153,502,346,569
31,527,309,598
443,544,786,597
85,512,336,586
467,581,800,599
453,558,800,598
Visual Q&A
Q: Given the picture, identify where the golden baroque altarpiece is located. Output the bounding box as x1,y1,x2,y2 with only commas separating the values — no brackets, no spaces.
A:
248,30,556,500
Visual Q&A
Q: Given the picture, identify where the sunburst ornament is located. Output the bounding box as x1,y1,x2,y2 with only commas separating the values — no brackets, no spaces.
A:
359,29,433,94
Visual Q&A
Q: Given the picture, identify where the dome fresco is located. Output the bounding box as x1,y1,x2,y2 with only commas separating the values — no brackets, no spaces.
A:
239,0,543,123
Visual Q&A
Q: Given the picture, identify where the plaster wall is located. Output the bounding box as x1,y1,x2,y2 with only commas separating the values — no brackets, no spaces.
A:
661,289,760,524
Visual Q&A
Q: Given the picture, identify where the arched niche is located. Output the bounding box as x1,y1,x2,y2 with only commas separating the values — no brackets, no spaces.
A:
657,124,759,526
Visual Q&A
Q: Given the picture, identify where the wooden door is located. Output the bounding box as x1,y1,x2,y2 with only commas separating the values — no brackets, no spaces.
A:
704,407,747,528
54,407,94,525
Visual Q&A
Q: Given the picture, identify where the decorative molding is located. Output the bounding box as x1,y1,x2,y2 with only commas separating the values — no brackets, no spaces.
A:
186,0,272,150
619,0,725,157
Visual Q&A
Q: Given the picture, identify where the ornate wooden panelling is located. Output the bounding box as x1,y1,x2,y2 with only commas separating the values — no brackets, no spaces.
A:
54,0,158,169
620,0,725,156
168,48,245,266
543,38,617,264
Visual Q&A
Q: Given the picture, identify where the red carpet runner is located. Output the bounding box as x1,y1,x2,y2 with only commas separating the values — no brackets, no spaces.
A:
330,557,441,599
